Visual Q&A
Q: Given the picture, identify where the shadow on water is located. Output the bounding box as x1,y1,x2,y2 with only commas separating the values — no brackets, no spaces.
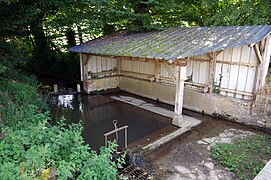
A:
50,94,169,152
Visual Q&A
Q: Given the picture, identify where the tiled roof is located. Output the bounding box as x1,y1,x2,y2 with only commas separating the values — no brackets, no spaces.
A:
70,25,271,61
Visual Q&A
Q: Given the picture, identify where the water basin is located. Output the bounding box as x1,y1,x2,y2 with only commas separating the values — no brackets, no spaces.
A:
50,94,171,151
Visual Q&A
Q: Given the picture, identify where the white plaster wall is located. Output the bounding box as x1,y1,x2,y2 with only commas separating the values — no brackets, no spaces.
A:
119,77,175,105
119,76,271,129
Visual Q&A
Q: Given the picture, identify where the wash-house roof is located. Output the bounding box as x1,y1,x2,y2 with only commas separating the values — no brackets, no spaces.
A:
70,25,271,61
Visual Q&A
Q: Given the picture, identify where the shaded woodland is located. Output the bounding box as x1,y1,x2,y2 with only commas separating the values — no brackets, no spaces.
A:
0,0,270,82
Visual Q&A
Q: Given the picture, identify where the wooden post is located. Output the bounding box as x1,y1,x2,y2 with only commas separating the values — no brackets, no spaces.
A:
53,84,58,94
83,55,88,81
172,66,186,127
80,54,83,81
261,36,271,88
77,84,81,92
208,52,217,93
117,58,122,75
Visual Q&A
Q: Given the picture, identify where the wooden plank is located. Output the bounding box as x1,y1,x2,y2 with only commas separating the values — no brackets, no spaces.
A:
220,64,230,89
96,56,102,72
226,48,233,90
235,46,243,92
240,45,251,64
246,67,257,93
221,48,233,62
121,70,154,79
232,46,241,63
236,66,248,92
91,55,97,73
253,44,263,64
228,65,239,90
192,61,200,83
186,60,193,78
220,87,254,97
199,62,208,84
101,57,107,71
107,57,112,70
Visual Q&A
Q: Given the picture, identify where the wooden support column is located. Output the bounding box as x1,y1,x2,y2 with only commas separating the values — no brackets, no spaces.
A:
208,52,217,93
172,66,186,127
117,58,122,75
80,53,83,81
82,54,88,81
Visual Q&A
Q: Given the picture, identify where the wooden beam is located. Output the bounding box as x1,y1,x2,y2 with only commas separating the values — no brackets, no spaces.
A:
253,44,263,64
190,57,258,67
84,53,187,66
208,51,222,59
116,56,187,66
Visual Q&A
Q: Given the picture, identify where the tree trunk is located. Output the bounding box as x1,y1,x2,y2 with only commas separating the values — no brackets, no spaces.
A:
77,26,83,44
29,16,53,68
132,0,150,28
66,28,76,48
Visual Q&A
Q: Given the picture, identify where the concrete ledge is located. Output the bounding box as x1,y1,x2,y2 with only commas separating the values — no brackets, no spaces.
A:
254,159,271,180
143,115,201,151
110,95,175,118
110,95,202,151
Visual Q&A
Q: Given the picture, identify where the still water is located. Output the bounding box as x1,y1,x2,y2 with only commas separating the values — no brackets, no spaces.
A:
50,94,168,151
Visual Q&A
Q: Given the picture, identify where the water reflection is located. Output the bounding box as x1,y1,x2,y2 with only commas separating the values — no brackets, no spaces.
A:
50,95,168,151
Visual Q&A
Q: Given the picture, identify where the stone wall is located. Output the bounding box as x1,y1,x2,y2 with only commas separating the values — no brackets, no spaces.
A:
249,95,271,128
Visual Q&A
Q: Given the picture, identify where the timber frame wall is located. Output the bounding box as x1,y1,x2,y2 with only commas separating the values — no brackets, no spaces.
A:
80,35,271,100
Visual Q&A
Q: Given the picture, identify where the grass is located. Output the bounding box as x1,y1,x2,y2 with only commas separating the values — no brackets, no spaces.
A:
211,134,271,180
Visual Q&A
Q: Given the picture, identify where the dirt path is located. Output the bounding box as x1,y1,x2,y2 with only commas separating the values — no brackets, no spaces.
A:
159,129,255,179
145,110,266,179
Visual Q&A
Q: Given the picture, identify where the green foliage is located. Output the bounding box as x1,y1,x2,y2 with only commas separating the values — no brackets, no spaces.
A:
0,41,125,179
211,134,271,180
0,118,124,179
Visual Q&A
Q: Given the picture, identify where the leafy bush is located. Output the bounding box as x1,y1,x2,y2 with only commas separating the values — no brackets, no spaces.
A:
0,118,124,179
0,41,125,179
211,135,271,180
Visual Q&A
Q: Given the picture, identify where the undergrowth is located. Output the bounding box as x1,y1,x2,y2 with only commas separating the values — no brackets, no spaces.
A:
211,134,271,180
0,41,125,179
